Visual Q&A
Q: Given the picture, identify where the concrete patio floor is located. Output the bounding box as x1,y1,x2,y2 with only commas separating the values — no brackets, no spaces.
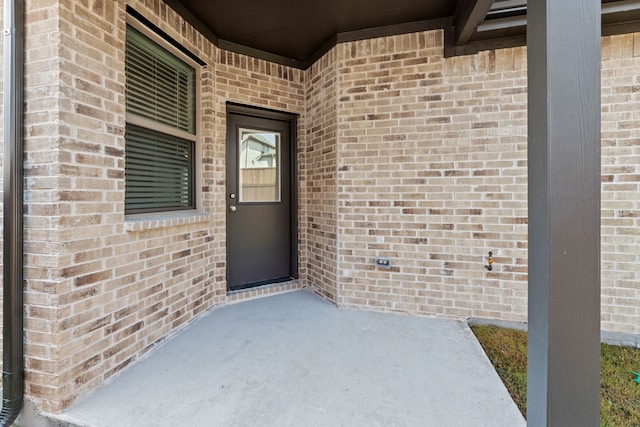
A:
54,289,525,427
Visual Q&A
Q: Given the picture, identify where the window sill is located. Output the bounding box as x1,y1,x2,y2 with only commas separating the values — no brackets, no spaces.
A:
124,210,211,232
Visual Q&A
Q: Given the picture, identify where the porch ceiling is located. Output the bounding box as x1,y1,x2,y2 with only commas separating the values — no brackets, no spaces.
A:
165,0,640,68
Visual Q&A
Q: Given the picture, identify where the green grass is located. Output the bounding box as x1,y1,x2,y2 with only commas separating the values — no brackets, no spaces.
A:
471,324,640,427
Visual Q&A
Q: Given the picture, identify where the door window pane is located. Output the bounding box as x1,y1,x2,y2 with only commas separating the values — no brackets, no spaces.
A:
238,128,281,202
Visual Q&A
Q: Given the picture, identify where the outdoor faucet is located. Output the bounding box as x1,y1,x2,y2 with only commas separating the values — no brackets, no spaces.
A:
485,251,494,271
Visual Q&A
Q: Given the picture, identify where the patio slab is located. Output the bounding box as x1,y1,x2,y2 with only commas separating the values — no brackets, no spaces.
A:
55,289,525,427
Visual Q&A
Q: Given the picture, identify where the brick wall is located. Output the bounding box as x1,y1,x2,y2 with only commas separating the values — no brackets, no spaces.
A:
305,50,339,302
600,33,640,334
22,0,67,409
335,33,529,321
330,30,639,336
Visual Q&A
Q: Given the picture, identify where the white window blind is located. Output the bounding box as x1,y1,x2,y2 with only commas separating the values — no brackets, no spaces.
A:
126,26,195,133
124,25,196,213
125,124,194,211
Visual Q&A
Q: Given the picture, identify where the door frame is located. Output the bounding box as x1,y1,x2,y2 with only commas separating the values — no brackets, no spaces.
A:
225,102,299,288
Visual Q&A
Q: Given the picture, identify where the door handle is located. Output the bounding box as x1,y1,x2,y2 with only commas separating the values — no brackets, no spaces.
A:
229,205,237,212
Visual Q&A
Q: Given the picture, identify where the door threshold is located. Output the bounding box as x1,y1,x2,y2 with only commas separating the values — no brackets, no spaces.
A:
228,276,291,292
226,279,305,304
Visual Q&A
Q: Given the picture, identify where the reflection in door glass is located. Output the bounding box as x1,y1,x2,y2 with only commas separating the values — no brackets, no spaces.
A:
239,128,281,202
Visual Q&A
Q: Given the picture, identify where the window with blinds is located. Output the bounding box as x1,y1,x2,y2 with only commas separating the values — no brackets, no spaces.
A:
124,25,197,214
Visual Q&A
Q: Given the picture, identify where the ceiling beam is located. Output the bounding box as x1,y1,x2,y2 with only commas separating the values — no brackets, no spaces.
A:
602,0,640,14
477,0,640,33
454,0,495,45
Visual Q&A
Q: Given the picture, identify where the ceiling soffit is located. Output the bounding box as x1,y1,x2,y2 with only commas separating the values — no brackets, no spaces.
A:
162,0,640,69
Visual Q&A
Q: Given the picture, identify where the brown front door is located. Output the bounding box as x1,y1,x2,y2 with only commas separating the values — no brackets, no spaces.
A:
226,106,295,291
